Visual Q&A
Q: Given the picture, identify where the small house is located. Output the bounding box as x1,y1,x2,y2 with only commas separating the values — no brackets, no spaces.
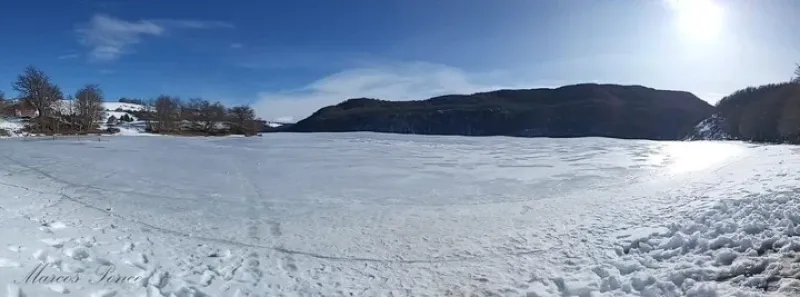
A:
2,99,39,118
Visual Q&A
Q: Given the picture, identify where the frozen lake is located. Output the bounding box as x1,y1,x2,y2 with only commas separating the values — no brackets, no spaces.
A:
0,133,798,296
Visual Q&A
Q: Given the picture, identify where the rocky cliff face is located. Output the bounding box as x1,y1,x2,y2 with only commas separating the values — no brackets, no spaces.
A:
284,83,715,140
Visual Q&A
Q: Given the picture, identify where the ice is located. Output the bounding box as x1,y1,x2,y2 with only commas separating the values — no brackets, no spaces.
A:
0,133,799,296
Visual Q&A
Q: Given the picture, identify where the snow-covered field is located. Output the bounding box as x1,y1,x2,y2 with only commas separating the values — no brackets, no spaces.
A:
0,133,799,296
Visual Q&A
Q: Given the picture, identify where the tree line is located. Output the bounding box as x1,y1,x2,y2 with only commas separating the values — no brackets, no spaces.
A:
0,66,262,136
711,64,800,143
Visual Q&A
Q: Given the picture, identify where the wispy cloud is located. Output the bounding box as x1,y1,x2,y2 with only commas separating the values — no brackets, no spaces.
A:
151,19,234,29
57,53,80,60
252,62,551,121
77,15,164,61
76,14,233,62
230,43,244,49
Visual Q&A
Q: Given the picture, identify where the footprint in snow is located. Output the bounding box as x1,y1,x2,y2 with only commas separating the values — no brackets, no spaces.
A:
50,221,68,229
89,289,117,297
47,284,69,294
40,238,68,248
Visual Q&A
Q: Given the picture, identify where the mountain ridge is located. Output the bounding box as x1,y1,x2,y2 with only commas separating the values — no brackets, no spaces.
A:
279,83,715,140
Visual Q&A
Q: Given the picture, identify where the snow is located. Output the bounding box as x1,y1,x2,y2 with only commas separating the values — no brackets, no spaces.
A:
686,114,732,141
114,121,159,136
0,133,798,296
53,101,142,131
56,100,148,114
101,102,149,112
105,111,138,122
0,118,26,137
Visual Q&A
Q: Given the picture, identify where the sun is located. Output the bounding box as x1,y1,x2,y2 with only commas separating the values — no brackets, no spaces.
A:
668,0,725,42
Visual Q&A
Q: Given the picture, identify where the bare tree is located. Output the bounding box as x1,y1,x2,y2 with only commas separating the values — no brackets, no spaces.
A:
182,98,204,130
228,105,257,135
13,66,63,132
0,91,5,114
142,98,156,131
183,98,226,133
204,101,226,132
794,64,800,83
154,95,181,133
75,84,105,133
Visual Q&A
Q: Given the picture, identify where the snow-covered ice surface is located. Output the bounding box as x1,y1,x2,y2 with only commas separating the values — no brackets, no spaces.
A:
0,133,798,296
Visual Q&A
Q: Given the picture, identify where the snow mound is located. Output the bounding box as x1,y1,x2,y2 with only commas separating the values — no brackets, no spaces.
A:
686,114,732,141
0,118,26,137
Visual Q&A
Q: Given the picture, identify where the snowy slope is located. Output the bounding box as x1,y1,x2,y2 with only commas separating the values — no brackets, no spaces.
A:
55,101,143,129
0,134,797,296
102,102,148,112
104,111,138,122
686,114,732,140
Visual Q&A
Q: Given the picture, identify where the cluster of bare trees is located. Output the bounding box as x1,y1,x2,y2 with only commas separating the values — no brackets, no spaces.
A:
147,95,260,135
8,66,104,134
4,66,262,136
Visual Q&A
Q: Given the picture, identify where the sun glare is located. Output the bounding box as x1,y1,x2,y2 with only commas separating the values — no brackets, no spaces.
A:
668,0,725,42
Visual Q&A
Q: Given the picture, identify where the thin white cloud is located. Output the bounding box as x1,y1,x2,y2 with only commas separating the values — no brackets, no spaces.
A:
252,62,551,122
77,14,233,61
230,43,244,49
77,14,164,61
152,19,234,29
57,53,80,60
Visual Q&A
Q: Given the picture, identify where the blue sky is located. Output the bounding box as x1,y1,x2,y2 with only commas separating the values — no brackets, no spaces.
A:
1,0,798,121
